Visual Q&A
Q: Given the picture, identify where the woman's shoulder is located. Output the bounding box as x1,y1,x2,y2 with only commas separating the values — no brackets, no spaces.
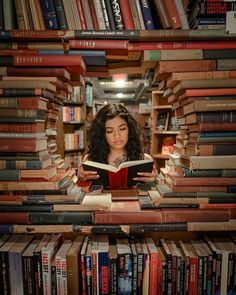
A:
143,153,153,161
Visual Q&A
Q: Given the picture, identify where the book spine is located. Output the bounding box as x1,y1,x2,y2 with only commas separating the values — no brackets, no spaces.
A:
81,0,94,29
93,0,106,30
88,0,100,29
118,0,135,29
104,0,116,30
163,0,181,29
154,0,171,28
53,0,68,29
76,0,87,30
100,0,111,30
13,55,86,71
39,0,59,29
110,0,124,30
139,0,155,30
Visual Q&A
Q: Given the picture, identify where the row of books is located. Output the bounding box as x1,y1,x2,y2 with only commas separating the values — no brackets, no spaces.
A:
187,0,236,30
0,232,236,295
0,0,190,31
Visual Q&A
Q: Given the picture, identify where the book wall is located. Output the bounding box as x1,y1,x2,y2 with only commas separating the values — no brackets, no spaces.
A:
1,0,234,32
149,40,236,230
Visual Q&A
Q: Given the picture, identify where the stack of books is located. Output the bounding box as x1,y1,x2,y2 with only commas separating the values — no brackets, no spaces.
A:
150,40,236,223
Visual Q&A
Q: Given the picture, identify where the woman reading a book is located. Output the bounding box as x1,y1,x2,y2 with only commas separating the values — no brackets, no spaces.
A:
77,103,157,189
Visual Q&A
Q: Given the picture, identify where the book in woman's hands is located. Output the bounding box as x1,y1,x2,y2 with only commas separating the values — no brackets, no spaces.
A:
82,159,154,189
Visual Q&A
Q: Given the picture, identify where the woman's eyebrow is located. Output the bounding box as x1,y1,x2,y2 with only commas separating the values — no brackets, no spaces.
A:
105,123,127,129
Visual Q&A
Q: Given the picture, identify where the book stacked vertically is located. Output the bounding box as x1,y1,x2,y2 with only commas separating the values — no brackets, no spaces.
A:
151,41,236,230
187,0,236,30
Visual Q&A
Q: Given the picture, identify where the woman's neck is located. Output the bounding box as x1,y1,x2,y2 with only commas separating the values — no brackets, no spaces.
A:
108,149,127,167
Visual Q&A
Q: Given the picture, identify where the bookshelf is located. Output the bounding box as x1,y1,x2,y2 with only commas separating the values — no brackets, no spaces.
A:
151,90,179,171
1,0,236,291
59,86,87,169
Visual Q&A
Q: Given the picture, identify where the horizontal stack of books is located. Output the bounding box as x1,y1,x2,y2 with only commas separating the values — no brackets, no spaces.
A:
152,40,236,223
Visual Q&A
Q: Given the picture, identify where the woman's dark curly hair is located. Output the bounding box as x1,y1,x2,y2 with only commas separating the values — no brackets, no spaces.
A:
87,103,144,163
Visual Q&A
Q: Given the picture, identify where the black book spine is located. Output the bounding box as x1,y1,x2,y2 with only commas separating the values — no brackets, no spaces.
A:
29,212,93,224
53,0,68,29
110,0,124,30
104,0,116,30
100,0,111,30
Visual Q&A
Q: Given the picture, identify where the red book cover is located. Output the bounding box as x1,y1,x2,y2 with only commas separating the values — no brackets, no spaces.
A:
108,168,128,190
199,122,236,132
0,49,38,56
180,88,236,99
163,0,181,29
0,212,29,224
162,208,230,223
68,39,129,55
94,201,162,224
129,41,236,51
118,0,135,29
0,138,47,152
13,55,86,73
10,30,71,40
88,0,99,29
3,67,71,81
75,0,87,29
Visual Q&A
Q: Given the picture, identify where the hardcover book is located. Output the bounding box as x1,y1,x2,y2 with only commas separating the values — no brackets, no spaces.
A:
82,159,153,189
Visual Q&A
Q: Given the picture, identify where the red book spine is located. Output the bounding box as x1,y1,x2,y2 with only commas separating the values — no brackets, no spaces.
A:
11,30,69,40
163,0,181,29
199,122,236,132
0,212,29,224
0,123,42,133
118,0,135,29
128,41,236,51
161,209,230,223
0,49,38,56
189,257,198,295
88,0,99,29
75,0,87,29
69,39,129,50
13,55,86,72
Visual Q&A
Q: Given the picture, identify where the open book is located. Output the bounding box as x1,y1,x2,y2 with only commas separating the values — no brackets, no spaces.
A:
82,159,154,189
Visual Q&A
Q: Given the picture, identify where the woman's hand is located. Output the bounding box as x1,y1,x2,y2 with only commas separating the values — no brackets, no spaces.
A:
132,165,157,183
77,165,99,182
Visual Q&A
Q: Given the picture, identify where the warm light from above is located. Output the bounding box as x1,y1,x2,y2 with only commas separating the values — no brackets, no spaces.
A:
112,73,127,88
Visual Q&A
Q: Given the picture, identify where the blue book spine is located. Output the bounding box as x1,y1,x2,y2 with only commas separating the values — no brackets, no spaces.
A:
139,0,155,30
39,0,59,29
0,224,13,233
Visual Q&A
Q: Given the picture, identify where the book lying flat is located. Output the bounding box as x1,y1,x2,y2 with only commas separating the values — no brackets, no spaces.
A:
82,159,154,189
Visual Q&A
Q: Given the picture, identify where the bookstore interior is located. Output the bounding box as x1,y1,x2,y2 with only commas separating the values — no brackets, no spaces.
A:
1,0,236,294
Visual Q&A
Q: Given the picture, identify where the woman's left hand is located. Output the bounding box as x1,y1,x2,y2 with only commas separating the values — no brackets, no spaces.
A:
133,165,158,183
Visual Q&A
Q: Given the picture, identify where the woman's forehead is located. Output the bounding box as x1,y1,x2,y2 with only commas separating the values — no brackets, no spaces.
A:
105,116,127,128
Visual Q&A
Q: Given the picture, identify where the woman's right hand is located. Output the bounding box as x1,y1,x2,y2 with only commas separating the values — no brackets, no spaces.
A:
77,165,99,182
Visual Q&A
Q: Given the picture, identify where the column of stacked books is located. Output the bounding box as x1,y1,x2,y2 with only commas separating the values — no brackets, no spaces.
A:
0,44,91,229
148,40,236,231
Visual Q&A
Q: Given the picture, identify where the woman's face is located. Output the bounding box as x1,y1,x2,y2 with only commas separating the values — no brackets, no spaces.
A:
105,116,129,151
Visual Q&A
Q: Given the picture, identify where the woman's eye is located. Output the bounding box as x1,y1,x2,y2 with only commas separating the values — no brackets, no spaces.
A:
120,128,127,131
